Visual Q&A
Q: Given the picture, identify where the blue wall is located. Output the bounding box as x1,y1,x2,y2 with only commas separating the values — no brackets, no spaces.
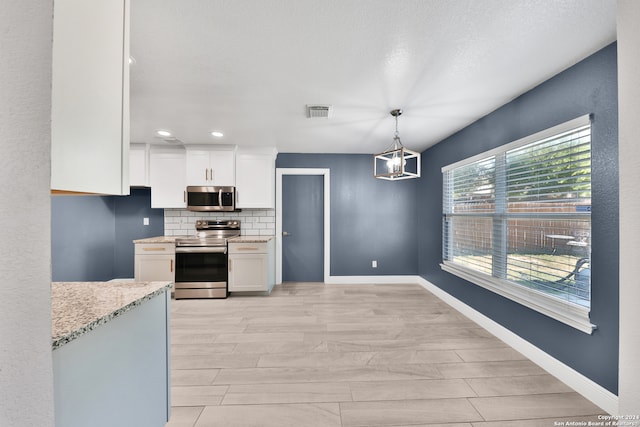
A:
276,154,418,276
51,195,116,281
51,188,164,281
114,189,165,278
417,43,619,393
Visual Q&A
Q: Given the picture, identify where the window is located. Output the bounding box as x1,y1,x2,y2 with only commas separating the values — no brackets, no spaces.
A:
441,115,594,333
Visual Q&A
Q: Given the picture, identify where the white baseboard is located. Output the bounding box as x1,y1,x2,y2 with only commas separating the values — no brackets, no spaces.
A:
415,276,618,415
325,275,421,285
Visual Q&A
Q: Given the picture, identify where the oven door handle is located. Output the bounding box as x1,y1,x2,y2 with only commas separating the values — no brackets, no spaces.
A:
175,246,227,254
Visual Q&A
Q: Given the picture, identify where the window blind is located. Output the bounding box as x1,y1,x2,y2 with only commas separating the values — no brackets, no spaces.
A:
442,115,594,333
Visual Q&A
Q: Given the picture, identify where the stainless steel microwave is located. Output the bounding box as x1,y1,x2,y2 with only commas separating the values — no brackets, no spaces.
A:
186,186,235,212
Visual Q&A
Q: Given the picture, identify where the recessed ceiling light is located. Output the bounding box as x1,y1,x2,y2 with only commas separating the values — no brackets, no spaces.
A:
156,129,172,137
210,131,224,138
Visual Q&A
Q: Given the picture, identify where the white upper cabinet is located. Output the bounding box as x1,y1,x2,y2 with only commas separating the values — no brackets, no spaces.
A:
129,143,149,187
185,146,235,187
51,0,130,195
235,148,277,209
149,147,186,209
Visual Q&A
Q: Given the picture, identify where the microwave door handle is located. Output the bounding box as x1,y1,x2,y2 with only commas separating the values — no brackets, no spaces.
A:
218,189,223,207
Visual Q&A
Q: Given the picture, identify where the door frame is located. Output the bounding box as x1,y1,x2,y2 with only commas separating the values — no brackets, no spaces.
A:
275,168,330,284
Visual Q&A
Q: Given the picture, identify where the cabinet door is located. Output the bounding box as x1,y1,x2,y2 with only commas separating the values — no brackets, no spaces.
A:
185,150,211,186
228,254,268,292
129,143,149,187
51,0,130,195
150,149,186,208
186,149,235,186
236,152,275,208
210,150,236,186
135,255,175,282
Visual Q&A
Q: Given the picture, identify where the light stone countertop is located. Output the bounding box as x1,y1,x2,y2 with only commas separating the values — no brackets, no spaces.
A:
133,235,275,244
52,281,173,350
133,235,186,244
228,235,275,243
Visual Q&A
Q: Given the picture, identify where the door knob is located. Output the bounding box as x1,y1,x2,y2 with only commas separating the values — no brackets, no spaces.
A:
282,231,291,236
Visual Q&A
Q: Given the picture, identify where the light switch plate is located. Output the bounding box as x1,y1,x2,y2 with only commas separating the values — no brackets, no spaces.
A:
143,217,149,226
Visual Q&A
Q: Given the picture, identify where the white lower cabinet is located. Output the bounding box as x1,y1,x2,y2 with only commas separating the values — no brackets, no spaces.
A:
134,243,175,282
228,240,275,294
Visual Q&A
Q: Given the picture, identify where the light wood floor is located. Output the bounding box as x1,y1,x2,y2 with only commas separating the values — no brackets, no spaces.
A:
167,282,604,427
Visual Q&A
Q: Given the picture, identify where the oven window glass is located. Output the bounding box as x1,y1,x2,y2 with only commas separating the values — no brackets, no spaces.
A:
175,252,227,283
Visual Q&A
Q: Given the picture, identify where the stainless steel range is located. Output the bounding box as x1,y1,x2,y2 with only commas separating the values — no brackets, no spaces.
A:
174,220,240,299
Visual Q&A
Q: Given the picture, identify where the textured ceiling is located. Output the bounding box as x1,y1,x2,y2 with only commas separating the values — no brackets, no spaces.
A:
130,0,616,154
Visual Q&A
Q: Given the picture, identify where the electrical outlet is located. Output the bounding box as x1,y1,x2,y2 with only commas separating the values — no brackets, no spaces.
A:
372,260,377,268
143,217,149,226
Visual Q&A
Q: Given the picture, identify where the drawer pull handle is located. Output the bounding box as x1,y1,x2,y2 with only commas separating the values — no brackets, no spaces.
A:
237,247,259,251
170,259,174,272
143,247,166,251
228,259,232,272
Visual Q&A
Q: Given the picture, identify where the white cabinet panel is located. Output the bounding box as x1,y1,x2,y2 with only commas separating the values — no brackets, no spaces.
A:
185,150,211,185
130,143,149,187
185,147,235,186
134,243,175,282
51,0,130,195
228,240,275,293
210,150,235,186
235,149,276,209
228,254,268,291
149,147,186,208
135,256,174,282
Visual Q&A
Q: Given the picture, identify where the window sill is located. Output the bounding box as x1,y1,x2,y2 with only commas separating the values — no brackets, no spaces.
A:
440,261,596,334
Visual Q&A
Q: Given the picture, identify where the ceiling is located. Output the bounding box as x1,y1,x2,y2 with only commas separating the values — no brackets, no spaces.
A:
130,0,616,154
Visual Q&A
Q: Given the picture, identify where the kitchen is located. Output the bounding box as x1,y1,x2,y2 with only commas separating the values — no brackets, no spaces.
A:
2,1,640,427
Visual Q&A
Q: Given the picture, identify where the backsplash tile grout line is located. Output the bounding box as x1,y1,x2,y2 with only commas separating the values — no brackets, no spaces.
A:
164,209,275,236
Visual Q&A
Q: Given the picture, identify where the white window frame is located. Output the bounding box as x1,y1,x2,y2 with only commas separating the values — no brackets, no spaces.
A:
440,115,596,334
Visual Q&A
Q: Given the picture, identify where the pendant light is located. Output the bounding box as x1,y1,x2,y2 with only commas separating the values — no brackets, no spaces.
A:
373,109,421,180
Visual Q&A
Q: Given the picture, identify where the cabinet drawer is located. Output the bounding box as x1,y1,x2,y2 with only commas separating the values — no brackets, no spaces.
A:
228,242,268,254
135,243,175,255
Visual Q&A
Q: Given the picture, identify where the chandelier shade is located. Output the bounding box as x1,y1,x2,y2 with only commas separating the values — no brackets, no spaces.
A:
373,109,421,180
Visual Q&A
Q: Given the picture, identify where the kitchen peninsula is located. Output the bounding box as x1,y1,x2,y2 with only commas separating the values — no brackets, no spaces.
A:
52,281,172,427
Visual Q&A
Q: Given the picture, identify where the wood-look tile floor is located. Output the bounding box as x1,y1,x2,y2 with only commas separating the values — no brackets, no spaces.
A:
166,283,605,427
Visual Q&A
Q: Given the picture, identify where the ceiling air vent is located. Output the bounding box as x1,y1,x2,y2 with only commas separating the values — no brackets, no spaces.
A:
306,104,333,119
154,135,183,144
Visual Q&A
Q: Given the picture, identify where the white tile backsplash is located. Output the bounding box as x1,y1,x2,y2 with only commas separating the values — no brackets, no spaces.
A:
163,209,276,236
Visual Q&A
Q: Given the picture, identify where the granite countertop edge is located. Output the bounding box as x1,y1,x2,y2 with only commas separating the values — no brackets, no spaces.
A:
133,236,182,244
134,235,275,244
228,235,275,243
51,282,173,350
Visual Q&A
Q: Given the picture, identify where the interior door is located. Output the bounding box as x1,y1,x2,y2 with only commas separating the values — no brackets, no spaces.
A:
282,175,324,282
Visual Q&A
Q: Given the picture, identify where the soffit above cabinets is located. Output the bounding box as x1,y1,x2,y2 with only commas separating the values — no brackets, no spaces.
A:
129,0,616,154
